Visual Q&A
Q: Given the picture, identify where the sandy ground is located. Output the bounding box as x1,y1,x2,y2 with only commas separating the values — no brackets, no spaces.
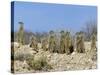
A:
12,42,97,73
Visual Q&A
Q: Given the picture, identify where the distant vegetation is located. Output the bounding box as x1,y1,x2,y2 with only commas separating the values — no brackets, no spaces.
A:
11,20,97,54
12,20,97,44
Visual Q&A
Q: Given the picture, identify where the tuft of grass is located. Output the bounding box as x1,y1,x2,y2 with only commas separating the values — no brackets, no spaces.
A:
14,49,33,61
27,55,52,71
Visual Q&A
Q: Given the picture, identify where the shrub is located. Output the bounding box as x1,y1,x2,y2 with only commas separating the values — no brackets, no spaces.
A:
14,49,33,61
27,55,52,71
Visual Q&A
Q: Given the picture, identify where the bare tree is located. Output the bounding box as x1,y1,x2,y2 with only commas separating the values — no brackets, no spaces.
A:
82,20,97,41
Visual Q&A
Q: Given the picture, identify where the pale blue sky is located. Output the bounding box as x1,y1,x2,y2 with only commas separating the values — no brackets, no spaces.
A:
12,1,97,33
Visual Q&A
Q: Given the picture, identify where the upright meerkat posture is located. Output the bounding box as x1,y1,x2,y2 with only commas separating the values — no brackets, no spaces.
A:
30,35,38,51
17,22,24,45
60,30,65,53
76,32,85,53
90,33,97,61
48,31,56,53
41,37,48,51
65,31,73,54
91,33,96,50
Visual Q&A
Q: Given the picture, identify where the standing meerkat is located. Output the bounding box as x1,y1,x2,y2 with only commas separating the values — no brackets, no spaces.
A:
76,32,85,53
90,33,97,61
60,30,65,54
41,37,48,51
17,22,24,45
30,35,38,51
91,33,97,50
48,31,56,53
65,31,73,54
